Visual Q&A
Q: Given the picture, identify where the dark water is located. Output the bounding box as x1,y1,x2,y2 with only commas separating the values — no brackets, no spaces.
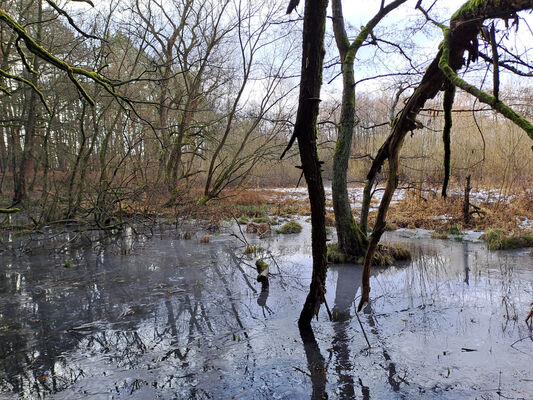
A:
0,223,532,399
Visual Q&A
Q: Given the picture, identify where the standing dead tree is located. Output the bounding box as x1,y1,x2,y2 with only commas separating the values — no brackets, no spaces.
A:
358,0,533,311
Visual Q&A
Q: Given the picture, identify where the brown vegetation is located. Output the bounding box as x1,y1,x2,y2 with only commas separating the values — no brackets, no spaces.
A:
384,189,533,234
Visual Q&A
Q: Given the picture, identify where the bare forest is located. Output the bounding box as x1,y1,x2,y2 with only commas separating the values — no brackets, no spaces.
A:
1,0,533,399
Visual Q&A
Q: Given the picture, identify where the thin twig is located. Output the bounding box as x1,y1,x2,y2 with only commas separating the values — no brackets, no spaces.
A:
355,308,372,349
323,297,333,321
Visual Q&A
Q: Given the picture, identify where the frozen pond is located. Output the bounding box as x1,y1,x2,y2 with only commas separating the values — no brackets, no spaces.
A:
0,223,532,399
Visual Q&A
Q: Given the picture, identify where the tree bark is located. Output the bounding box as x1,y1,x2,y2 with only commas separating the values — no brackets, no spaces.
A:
13,0,42,204
441,84,455,198
289,0,329,328
331,0,406,261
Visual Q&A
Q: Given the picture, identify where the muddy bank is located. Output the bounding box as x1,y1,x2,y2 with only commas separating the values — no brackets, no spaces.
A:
0,223,532,399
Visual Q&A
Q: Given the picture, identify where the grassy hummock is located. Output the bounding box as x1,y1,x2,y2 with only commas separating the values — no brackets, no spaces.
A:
237,216,250,224
327,242,411,265
327,243,346,263
431,223,463,240
481,228,533,250
278,221,302,234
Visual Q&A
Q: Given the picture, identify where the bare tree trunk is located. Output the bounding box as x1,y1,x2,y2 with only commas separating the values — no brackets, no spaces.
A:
463,175,471,224
287,0,329,328
13,0,43,205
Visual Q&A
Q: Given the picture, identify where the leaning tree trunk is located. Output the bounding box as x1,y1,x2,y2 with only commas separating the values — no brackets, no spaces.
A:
286,0,329,328
358,0,533,311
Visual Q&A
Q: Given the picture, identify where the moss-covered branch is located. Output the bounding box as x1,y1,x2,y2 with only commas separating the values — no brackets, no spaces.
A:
359,0,533,310
439,27,533,142
0,208,20,214
0,7,119,106
0,68,51,114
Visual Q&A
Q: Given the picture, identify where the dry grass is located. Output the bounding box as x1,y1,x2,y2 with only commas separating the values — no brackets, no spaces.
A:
385,189,533,234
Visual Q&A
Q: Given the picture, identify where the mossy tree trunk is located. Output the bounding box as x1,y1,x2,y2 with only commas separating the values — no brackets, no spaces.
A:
441,84,455,198
287,0,329,328
13,0,43,205
331,0,406,261
358,0,533,311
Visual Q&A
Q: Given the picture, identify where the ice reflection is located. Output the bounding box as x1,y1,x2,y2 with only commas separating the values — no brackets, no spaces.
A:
0,225,532,399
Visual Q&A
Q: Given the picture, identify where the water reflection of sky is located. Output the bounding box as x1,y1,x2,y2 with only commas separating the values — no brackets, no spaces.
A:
0,224,532,399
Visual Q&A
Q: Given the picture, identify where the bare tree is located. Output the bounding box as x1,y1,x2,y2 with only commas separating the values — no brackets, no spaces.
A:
285,0,329,328
358,0,533,311
331,0,407,262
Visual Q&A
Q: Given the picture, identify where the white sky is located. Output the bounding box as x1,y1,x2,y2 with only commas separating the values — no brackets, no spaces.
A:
341,0,468,25
322,0,532,98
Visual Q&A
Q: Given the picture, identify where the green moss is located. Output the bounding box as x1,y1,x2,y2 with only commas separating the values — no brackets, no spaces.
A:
481,228,533,250
451,0,486,21
237,216,249,224
255,259,268,272
197,196,209,206
64,259,74,268
334,138,344,157
278,221,302,234
439,22,533,141
252,216,268,223
0,208,19,214
255,259,269,282
327,243,346,264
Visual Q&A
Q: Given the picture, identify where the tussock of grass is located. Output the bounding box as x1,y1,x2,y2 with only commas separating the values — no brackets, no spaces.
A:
325,213,336,227
327,242,411,265
384,222,398,231
278,221,302,234
237,204,269,218
380,243,412,261
245,245,264,254
431,231,449,239
327,243,346,263
237,216,249,224
481,228,533,250
252,216,269,223
431,223,463,239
